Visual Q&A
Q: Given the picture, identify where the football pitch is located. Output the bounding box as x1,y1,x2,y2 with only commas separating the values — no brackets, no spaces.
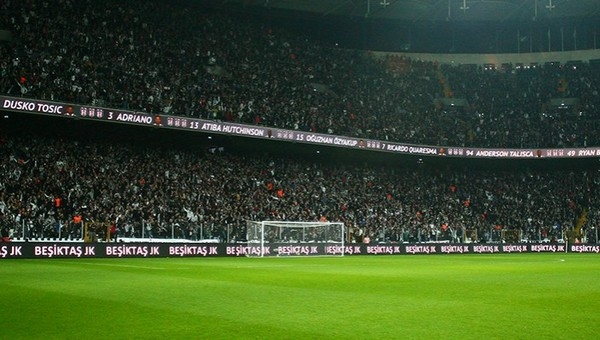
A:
1,254,599,339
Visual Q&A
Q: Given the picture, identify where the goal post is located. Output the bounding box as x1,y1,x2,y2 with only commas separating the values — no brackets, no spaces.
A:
246,221,345,257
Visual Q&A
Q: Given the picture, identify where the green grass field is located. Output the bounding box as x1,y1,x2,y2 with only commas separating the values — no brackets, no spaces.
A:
1,254,599,339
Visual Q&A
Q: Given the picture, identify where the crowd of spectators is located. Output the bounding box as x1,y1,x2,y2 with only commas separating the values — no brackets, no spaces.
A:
1,0,600,150
1,118,599,244
1,0,600,244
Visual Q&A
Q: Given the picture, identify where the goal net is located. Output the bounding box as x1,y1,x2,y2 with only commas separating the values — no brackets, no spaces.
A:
246,221,345,257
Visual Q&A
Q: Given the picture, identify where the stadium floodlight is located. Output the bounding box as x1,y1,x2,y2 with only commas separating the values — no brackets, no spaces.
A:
246,221,345,257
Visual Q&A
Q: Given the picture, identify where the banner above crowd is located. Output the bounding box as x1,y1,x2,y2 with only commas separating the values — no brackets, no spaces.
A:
2,95,597,159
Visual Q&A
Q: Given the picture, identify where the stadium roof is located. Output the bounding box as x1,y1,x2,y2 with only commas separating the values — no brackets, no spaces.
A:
216,0,600,22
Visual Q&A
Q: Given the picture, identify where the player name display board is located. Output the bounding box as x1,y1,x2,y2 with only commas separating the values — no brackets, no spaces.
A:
2,95,598,160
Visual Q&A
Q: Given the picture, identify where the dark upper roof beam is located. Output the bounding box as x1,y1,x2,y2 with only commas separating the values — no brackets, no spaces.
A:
586,3,600,17
500,0,532,22
323,0,354,17
412,0,447,22
363,0,402,18
219,0,600,21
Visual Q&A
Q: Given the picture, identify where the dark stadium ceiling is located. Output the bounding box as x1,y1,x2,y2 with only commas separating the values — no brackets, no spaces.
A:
215,0,600,22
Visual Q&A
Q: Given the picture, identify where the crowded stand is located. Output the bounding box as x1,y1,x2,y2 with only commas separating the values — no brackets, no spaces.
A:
0,116,598,244
1,0,600,245
1,0,600,149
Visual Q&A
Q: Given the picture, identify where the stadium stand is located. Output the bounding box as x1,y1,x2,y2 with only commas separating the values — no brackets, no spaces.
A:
1,0,599,244
1,0,600,149
1,114,598,244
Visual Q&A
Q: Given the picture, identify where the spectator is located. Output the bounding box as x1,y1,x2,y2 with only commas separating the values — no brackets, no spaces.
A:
1,222,10,242
1,0,599,149
1,0,599,244
0,116,596,243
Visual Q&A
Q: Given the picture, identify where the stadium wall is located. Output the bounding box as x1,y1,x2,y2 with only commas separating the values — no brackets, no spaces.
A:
1,242,599,259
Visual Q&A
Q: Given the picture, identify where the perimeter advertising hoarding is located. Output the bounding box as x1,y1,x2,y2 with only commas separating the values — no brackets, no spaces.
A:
1,242,597,259
2,94,599,159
